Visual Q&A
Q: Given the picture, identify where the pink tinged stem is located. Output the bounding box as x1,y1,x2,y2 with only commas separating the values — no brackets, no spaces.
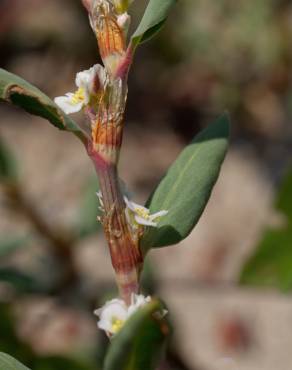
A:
115,45,134,81
83,5,141,304
87,142,143,305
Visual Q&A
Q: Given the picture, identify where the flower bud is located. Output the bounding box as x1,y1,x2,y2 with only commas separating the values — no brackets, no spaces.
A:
117,12,131,36
90,0,126,76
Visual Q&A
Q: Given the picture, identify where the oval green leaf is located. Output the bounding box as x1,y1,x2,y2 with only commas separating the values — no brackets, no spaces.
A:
0,353,31,370
131,0,177,46
0,69,83,140
141,113,230,251
104,300,170,370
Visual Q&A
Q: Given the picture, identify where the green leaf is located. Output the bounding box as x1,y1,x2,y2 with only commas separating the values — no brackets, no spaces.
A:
104,300,170,370
0,69,83,139
0,352,31,370
131,0,177,46
239,227,292,291
141,113,230,251
0,137,18,182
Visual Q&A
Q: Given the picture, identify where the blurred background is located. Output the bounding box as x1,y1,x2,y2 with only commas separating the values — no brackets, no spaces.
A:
0,0,292,369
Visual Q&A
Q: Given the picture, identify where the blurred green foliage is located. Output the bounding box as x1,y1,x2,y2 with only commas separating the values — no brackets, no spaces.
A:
77,177,101,238
240,168,292,291
0,137,18,183
0,268,41,293
275,170,292,222
175,0,285,70
0,305,99,370
0,300,170,370
0,237,29,258
0,136,102,368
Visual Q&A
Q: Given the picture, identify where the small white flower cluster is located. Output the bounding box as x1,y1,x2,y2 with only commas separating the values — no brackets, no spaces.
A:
94,294,151,336
96,191,168,228
54,65,106,115
124,196,168,228
54,1,135,116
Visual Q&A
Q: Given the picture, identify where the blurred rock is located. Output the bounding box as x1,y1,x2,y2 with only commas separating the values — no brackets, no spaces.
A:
14,297,97,356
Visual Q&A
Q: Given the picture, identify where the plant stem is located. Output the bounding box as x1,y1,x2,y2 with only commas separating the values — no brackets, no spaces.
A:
88,148,143,304
82,0,143,303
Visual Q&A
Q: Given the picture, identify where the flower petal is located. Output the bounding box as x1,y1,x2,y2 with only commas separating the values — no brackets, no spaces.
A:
95,64,107,88
134,215,157,227
76,64,107,96
95,298,128,334
96,191,104,207
54,95,83,114
124,196,148,213
76,69,92,89
124,196,136,212
128,294,152,316
149,210,168,221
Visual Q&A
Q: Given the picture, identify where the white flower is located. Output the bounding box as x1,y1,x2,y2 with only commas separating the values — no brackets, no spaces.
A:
95,192,168,228
95,294,157,336
54,64,106,115
128,293,151,315
94,298,128,335
128,294,168,321
124,196,168,228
